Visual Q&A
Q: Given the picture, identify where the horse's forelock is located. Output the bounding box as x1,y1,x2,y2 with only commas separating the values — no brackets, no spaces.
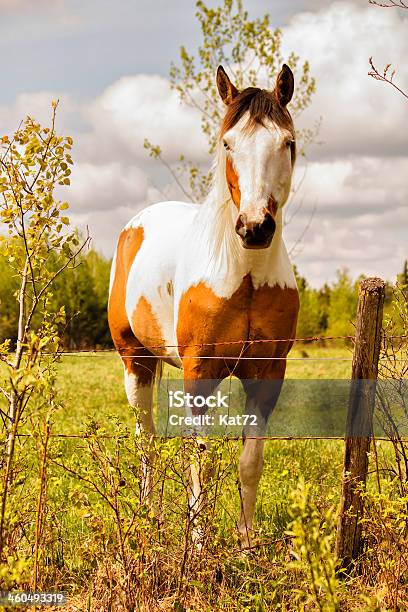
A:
220,87,295,138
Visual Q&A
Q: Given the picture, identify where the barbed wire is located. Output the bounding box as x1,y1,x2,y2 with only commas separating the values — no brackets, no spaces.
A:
0,331,401,359
1,333,406,362
11,432,408,442
47,353,406,362
1,331,405,442
54,332,408,354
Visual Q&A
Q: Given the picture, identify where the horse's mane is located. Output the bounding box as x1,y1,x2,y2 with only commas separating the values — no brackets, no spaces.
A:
194,143,238,268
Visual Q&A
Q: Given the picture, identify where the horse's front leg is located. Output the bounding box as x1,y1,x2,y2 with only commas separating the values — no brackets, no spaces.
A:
238,372,284,548
183,373,220,548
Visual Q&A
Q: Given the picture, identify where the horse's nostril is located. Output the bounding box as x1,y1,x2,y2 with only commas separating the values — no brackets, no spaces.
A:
235,213,247,236
261,213,276,235
235,212,275,246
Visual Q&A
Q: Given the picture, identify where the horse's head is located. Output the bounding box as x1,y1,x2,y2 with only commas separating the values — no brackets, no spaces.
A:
217,64,296,249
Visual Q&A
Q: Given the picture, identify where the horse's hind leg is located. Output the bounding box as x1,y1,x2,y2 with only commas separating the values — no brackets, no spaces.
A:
121,349,157,504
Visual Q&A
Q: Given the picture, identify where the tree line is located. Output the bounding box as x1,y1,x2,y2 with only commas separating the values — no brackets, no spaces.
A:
295,262,408,341
0,241,111,349
1,241,406,349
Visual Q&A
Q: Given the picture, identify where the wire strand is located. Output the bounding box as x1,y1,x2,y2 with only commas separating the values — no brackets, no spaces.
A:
13,432,408,442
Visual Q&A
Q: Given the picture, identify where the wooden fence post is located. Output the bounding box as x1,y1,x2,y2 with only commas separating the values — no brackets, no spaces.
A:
336,277,385,570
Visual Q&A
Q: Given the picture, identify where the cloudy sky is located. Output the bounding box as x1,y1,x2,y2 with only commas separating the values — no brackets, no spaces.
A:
1,0,407,286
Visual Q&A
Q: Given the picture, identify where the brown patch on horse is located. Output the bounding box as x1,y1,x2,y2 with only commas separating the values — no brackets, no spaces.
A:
177,276,299,381
108,226,144,344
177,277,253,380
108,227,157,384
132,296,166,352
220,88,296,166
226,157,241,208
240,284,299,379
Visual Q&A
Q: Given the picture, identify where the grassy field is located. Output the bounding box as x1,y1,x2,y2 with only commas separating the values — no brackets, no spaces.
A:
54,344,352,434
2,345,406,611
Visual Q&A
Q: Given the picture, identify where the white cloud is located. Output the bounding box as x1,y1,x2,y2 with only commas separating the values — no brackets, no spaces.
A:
284,156,408,285
293,156,408,213
68,187,164,258
0,1,406,285
83,74,207,165
283,1,408,159
0,91,79,135
69,163,149,212
273,1,408,284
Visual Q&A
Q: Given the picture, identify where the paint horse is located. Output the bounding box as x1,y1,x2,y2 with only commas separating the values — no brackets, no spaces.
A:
108,64,299,548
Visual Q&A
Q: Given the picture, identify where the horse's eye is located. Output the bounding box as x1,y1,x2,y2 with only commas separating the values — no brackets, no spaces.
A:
223,140,231,151
286,140,294,148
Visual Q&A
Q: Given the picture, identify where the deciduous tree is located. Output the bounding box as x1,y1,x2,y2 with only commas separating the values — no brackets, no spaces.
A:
0,105,88,562
145,0,316,202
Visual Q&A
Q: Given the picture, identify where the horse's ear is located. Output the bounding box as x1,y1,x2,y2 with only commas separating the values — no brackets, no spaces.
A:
274,64,294,107
216,65,239,106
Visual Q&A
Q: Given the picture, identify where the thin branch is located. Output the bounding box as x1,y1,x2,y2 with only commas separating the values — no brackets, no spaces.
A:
28,103,58,193
184,83,218,121
288,203,317,258
12,258,29,374
154,151,194,201
0,386,11,403
51,458,114,510
0,355,13,368
368,57,408,100
23,229,91,336
369,0,408,7
0,120,23,164
285,162,309,226
17,199,38,301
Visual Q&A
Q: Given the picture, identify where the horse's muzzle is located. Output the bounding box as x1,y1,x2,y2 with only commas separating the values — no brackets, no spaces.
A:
235,212,276,249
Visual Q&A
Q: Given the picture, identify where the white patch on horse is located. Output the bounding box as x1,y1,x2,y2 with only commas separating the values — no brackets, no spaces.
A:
224,114,294,216
124,368,154,416
238,438,265,548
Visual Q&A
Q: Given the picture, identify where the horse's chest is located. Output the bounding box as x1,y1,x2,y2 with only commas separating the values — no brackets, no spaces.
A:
177,275,299,353
247,283,299,343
